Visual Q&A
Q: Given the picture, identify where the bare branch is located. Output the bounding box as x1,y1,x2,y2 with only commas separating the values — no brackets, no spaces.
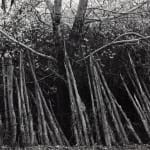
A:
112,32,150,42
0,28,57,62
78,35,150,61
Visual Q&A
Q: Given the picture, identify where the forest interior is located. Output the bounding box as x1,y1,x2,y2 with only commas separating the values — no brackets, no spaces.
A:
1,0,150,149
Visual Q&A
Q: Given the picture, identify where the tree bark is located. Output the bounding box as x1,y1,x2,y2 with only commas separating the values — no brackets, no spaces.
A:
45,0,62,36
45,0,71,140
68,0,88,58
70,0,88,40
6,57,17,145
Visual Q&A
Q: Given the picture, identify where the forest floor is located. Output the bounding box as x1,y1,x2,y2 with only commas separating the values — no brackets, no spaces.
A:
1,145,150,150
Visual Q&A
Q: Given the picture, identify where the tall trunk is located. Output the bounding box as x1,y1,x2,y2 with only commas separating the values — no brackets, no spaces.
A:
46,0,70,137
28,52,69,145
6,57,17,145
22,64,35,145
19,52,30,145
28,54,50,145
15,77,26,146
53,0,62,35
45,0,62,36
68,0,88,58
65,53,93,145
70,0,88,40
2,57,9,142
19,52,36,145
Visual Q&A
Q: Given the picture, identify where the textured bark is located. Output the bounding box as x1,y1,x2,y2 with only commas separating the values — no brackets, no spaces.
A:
19,52,30,144
45,0,62,35
2,57,9,142
46,0,70,136
20,52,36,145
121,76,150,139
6,57,17,145
87,70,102,144
70,0,88,39
96,61,129,144
15,77,26,146
22,67,35,145
29,54,49,145
65,52,93,146
28,52,69,145
53,0,62,34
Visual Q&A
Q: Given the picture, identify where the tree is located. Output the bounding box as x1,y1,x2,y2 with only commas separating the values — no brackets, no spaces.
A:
70,0,88,39
1,0,150,148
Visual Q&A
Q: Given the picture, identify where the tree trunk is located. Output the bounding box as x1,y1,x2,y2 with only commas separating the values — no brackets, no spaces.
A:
46,0,70,135
70,0,88,40
68,0,88,58
45,0,62,36
6,57,17,145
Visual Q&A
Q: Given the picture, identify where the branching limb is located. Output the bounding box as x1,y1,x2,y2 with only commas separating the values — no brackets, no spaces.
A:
0,28,57,62
78,35,150,61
